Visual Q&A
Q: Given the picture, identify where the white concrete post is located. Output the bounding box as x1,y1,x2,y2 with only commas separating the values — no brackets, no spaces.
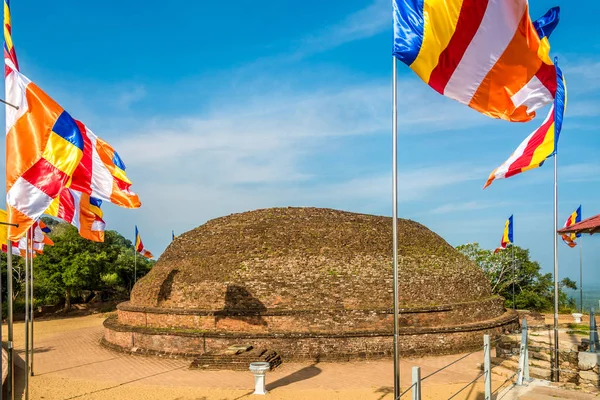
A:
484,334,491,400
518,318,529,385
411,366,421,400
249,362,270,395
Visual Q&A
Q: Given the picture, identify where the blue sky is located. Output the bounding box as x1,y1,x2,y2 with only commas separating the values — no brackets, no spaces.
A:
2,0,600,285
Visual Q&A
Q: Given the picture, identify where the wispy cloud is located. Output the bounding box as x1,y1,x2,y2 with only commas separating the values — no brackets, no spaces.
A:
294,0,388,58
116,85,146,109
430,201,508,215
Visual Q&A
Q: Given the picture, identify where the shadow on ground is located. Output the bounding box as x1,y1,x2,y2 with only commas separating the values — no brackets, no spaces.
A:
266,363,321,391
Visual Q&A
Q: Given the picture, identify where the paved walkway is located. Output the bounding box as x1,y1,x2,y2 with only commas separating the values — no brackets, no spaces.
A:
2,314,598,399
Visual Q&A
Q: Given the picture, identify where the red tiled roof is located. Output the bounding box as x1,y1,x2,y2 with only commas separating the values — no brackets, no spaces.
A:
557,213,600,235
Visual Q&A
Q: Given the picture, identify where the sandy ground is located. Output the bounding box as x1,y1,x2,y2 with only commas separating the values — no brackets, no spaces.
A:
0,313,596,400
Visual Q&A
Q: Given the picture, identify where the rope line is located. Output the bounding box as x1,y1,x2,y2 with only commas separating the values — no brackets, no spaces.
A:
421,346,485,382
446,371,486,400
397,382,416,399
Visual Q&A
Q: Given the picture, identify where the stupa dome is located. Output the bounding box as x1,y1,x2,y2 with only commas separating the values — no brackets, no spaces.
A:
104,207,517,359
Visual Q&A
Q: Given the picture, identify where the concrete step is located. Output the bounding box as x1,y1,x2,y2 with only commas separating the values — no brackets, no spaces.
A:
530,358,551,370
529,366,552,380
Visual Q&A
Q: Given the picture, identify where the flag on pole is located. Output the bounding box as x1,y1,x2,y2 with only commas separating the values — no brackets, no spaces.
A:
45,188,106,242
484,62,567,188
494,215,513,253
0,208,8,245
135,226,153,259
32,220,53,245
5,1,85,240
3,240,21,256
172,230,176,241
70,121,141,209
561,206,582,248
393,1,560,122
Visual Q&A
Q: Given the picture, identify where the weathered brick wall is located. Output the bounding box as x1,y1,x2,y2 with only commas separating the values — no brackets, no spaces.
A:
130,208,493,311
104,310,518,360
116,296,506,333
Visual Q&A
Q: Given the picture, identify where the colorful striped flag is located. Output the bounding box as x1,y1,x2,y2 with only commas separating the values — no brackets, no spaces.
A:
494,215,513,253
135,226,153,259
172,230,176,241
561,206,582,248
484,62,566,188
393,1,559,122
46,188,106,242
70,122,141,209
32,220,54,245
5,1,84,240
0,209,7,246
2,240,21,257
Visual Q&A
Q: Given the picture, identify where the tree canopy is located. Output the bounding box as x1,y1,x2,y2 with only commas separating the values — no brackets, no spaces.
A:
30,218,154,310
457,242,576,312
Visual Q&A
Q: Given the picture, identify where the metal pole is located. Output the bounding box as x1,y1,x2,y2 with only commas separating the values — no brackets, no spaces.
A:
512,244,516,310
589,309,597,353
552,155,559,382
580,240,583,314
1,250,3,400
29,246,34,376
484,334,491,400
134,248,137,285
392,55,401,400
24,229,29,399
7,240,13,400
7,240,14,400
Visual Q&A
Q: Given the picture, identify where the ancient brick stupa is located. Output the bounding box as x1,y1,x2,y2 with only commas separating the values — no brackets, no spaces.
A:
103,207,517,360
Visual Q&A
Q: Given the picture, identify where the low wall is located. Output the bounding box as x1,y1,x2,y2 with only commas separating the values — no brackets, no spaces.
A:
103,309,518,360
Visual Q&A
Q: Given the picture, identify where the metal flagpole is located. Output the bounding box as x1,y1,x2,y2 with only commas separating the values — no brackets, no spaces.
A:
1,248,3,400
29,243,34,376
512,244,516,310
134,247,137,285
7,239,14,400
24,229,30,399
552,155,560,382
579,239,583,314
391,55,401,400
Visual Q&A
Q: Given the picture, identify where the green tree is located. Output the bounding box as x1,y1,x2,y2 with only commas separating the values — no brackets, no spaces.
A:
456,242,576,312
33,221,154,311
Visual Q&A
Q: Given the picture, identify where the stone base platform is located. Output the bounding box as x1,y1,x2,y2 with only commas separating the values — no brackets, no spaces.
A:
103,308,519,361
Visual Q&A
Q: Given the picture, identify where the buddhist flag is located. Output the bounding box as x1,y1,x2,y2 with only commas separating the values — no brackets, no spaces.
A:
561,206,582,248
494,215,513,253
172,230,176,241
484,62,567,188
3,240,20,256
5,1,84,240
135,226,153,259
32,220,53,246
393,1,559,122
70,121,141,209
0,209,7,245
46,188,106,242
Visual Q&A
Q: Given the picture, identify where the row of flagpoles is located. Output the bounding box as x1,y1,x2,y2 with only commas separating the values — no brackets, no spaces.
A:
0,1,582,400
392,0,568,395
494,206,585,311
1,0,161,397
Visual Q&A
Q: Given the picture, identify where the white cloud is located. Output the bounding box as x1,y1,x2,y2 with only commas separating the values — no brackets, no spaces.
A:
295,0,388,57
430,201,506,215
116,85,146,109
